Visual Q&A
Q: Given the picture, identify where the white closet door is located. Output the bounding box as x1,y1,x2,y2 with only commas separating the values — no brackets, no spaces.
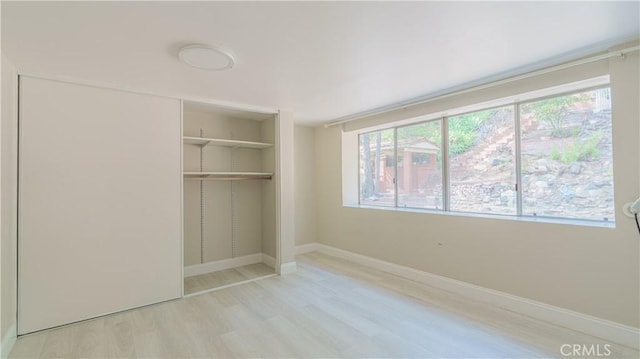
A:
18,77,182,334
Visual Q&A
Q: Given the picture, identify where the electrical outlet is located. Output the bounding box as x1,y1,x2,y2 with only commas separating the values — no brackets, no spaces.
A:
623,198,640,218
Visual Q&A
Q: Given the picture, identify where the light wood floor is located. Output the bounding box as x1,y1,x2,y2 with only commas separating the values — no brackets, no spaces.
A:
184,262,276,295
10,252,639,358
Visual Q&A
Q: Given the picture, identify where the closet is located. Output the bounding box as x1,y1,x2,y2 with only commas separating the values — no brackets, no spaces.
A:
182,102,278,295
17,76,291,335
18,77,183,334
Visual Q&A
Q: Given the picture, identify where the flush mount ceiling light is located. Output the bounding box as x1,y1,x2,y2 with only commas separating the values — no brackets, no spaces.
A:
178,44,235,71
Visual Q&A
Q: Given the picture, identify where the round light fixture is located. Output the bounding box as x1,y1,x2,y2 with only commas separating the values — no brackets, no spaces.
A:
178,44,235,71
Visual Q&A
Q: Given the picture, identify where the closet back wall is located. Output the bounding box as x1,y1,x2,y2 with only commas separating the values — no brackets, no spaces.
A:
183,111,266,266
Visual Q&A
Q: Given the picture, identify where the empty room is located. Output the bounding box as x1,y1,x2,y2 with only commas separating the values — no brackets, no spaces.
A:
1,1,639,358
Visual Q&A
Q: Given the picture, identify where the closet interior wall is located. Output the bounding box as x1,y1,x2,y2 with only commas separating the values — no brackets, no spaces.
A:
182,104,276,292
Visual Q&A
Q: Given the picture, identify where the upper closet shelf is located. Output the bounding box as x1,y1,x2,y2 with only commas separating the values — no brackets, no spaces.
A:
183,136,272,149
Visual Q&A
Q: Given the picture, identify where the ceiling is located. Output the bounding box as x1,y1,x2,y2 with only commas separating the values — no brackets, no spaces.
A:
2,2,638,125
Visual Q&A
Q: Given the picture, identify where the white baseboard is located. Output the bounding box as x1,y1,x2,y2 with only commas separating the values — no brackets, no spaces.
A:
184,253,263,277
297,243,640,350
295,242,319,255
279,261,297,275
1,324,16,359
262,254,276,268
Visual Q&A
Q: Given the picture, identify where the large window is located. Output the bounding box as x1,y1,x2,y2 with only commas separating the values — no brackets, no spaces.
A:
357,85,615,224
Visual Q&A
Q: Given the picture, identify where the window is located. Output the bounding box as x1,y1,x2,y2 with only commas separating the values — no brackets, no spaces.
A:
397,121,443,209
448,106,516,215
355,84,615,224
520,88,614,221
359,129,395,206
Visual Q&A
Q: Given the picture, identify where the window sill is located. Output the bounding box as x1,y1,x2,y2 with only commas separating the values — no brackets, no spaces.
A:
343,204,616,229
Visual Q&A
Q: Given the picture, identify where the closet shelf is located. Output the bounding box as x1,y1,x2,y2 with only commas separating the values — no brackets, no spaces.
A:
184,171,273,180
183,136,272,149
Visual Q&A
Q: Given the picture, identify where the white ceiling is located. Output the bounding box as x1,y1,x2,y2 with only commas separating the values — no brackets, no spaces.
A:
2,2,638,125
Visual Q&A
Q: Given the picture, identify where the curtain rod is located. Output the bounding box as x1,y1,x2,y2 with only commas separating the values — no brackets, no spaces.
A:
324,45,640,128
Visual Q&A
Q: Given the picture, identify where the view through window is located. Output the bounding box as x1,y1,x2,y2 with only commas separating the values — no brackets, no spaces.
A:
397,121,443,209
357,86,615,223
520,88,614,221
448,106,516,215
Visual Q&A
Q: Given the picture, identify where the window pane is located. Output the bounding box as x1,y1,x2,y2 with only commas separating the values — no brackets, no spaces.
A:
520,88,615,221
448,106,516,215
397,121,443,209
359,129,395,206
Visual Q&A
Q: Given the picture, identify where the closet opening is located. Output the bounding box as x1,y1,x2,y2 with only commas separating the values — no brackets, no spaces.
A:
182,101,278,296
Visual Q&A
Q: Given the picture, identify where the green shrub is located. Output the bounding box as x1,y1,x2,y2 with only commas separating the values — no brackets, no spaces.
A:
527,94,588,138
448,110,492,154
551,132,602,164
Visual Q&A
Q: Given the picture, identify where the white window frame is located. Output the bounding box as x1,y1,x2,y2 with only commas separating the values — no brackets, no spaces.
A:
346,76,615,227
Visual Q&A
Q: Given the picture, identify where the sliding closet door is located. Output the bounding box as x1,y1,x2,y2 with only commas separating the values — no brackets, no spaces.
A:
18,77,182,334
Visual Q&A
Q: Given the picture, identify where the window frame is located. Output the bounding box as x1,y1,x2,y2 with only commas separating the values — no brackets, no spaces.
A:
355,82,615,225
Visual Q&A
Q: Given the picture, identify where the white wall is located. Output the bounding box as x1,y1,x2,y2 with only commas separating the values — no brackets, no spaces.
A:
277,111,296,272
314,47,640,328
294,125,317,245
262,117,277,258
1,54,18,357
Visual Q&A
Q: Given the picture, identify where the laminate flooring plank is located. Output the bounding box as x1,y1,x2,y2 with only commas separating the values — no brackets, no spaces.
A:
316,254,568,357
130,330,167,359
259,269,342,302
158,301,205,358
188,294,235,336
316,254,559,358
308,295,386,338
69,317,106,359
340,335,395,358
129,304,161,336
206,285,243,308
265,314,343,358
254,276,318,309
8,251,639,359
280,304,365,353
184,268,245,294
104,312,136,359
184,262,275,295
38,324,75,359
330,288,474,356
182,276,199,295
178,303,235,359
226,281,290,321
221,306,298,358
367,331,437,359
6,332,46,359
234,262,274,277
218,330,262,358
361,275,593,357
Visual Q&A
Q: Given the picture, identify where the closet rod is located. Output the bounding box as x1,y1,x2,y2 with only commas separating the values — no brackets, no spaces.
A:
184,176,272,181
